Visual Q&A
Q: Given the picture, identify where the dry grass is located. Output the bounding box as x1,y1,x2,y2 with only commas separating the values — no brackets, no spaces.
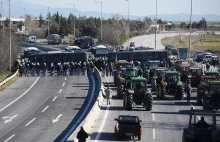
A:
0,73,19,91
161,34,220,57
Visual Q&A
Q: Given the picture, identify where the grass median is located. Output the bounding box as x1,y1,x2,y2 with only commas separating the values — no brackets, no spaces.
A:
161,34,220,57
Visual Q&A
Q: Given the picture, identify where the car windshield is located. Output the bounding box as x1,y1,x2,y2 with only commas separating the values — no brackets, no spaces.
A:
122,69,136,77
131,81,146,90
119,116,139,123
206,56,211,58
165,74,179,82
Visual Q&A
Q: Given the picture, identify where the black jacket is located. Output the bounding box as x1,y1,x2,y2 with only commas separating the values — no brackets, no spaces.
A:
76,129,88,142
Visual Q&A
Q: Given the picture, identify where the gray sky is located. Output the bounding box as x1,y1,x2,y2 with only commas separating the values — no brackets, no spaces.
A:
13,0,220,16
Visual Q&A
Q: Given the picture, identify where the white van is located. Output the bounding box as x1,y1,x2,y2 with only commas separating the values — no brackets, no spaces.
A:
28,36,37,43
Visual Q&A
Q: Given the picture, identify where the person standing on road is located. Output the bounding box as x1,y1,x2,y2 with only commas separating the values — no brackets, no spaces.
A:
76,127,88,142
187,84,192,103
105,87,112,105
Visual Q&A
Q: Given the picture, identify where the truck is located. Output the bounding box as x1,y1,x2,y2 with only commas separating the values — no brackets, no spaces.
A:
47,34,62,45
114,115,142,141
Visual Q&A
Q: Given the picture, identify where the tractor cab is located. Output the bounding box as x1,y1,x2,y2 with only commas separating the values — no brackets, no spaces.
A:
123,77,152,111
205,71,220,80
143,60,160,84
153,67,167,81
188,66,203,88
163,71,181,87
182,107,220,142
175,59,186,71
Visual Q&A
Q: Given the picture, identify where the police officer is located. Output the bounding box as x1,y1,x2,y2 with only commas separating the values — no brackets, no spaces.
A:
50,63,55,76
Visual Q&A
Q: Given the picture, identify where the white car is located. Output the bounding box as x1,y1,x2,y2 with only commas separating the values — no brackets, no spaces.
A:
28,36,37,43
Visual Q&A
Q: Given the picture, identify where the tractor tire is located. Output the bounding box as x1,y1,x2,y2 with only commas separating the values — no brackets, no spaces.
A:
151,79,157,91
126,94,133,110
161,86,166,99
196,90,202,106
146,72,149,84
156,85,160,98
144,93,153,111
175,86,184,100
123,93,128,109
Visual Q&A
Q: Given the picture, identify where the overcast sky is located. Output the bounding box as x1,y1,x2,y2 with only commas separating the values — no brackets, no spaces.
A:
11,0,220,16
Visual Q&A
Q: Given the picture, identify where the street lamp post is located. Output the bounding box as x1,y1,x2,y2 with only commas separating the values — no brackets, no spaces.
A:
188,0,192,61
125,0,130,48
94,1,102,44
1,1,3,33
155,0,157,50
42,5,50,36
69,4,76,38
9,0,11,71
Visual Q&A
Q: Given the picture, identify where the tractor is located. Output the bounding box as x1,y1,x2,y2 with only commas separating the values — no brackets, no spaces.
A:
117,67,138,98
201,81,220,110
204,71,220,80
123,77,152,111
156,71,184,100
150,67,167,91
182,107,220,142
197,76,217,105
113,60,133,85
187,66,203,88
174,59,187,71
143,60,160,84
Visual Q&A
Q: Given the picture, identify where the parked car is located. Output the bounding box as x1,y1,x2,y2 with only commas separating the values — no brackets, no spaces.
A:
28,36,37,43
165,44,174,51
47,34,62,45
114,115,142,141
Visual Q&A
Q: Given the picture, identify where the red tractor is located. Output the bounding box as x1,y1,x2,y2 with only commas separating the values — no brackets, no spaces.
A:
197,76,218,106
151,67,167,91
187,66,203,88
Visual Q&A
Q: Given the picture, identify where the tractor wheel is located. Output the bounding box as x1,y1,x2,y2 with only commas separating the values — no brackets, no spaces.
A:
156,85,160,98
196,90,202,105
126,94,133,110
161,85,166,99
175,86,184,100
151,79,157,91
144,93,153,111
123,92,128,109
203,98,209,110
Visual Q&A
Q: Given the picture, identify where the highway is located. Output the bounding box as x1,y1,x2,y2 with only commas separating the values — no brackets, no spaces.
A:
0,75,93,142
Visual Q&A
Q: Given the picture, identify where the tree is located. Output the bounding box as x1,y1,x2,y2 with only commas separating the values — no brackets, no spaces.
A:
39,14,44,28
179,22,187,29
198,17,207,29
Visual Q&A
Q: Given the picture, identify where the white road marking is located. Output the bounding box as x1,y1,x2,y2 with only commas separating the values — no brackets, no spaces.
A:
52,96,57,102
0,77,40,112
42,106,49,112
61,75,96,142
153,128,156,139
3,114,18,124
52,114,62,123
65,78,66,80
25,118,36,127
62,82,65,87
4,134,15,142
94,106,110,142
59,89,62,93
152,113,155,121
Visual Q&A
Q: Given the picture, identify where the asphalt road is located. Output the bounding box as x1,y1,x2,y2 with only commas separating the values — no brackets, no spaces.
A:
0,75,92,142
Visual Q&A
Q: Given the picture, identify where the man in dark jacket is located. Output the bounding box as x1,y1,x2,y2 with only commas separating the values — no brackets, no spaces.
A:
77,127,88,142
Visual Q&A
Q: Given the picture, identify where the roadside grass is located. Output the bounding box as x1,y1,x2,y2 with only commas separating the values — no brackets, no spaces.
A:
161,34,220,58
0,73,10,83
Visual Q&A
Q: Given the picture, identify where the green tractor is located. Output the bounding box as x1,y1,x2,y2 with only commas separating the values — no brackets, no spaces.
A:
202,81,220,110
117,67,138,98
123,77,152,111
156,71,184,100
143,60,160,84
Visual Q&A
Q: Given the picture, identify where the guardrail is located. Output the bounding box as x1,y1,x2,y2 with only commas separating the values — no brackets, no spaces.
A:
67,67,106,142
0,70,19,91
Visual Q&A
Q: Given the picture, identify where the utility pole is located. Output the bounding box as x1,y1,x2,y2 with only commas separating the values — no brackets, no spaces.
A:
125,0,130,49
69,4,76,38
155,0,157,50
1,1,3,33
9,0,11,71
188,0,192,61
48,7,50,36
94,1,102,44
